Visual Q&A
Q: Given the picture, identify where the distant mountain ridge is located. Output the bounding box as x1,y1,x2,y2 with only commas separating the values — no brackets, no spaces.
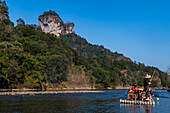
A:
61,33,132,61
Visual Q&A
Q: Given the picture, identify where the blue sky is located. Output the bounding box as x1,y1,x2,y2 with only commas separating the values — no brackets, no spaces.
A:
6,0,170,71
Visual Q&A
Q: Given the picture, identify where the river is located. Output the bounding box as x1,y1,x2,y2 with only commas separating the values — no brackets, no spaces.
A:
0,90,170,113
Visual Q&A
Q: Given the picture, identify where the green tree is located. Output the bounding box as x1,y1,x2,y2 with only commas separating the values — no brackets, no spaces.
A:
93,68,110,88
16,53,44,88
17,18,25,25
0,52,9,88
151,80,158,87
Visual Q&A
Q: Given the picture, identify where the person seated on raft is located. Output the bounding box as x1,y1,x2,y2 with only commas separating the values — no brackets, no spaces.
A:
129,84,138,93
144,74,152,100
127,85,140,100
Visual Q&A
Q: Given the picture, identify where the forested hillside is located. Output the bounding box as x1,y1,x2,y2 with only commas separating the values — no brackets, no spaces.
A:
61,34,168,88
0,0,168,89
61,33,131,61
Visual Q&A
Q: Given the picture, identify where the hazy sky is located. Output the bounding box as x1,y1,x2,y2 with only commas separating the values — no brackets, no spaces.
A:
6,0,170,71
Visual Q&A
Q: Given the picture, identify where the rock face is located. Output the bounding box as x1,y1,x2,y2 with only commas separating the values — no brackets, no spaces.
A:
38,10,74,37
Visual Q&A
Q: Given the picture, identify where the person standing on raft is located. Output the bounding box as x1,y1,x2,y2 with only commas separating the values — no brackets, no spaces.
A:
144,74,152,100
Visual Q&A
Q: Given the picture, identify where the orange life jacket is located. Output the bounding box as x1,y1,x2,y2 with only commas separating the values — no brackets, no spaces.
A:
131,86,135,91
131,86,138,92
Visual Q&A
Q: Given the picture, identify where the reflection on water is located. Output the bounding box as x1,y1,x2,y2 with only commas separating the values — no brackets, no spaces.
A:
120,104,155,113
0,90,170,113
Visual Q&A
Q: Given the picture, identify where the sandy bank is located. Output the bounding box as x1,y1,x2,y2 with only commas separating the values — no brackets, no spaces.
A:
0,90,105,96
115,86,130,90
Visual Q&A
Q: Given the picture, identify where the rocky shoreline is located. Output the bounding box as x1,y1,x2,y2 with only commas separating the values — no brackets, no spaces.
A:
0,90,105,96
0,86,168,96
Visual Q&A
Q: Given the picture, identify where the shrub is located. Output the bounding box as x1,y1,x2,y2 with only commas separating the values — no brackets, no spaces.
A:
61,82,67,88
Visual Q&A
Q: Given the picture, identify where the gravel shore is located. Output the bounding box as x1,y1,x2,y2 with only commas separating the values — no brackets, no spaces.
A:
0,90,105,95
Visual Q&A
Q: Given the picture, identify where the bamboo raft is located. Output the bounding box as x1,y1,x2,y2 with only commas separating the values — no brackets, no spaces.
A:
120,99,155,105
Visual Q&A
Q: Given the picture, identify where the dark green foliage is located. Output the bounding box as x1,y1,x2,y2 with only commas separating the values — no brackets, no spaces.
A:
17,18,25,25
0,11,82,88
92,68,110,88
0,52,9,88
151,80,158,87
83,56,168,88
16,53,43,88
61,33,131,61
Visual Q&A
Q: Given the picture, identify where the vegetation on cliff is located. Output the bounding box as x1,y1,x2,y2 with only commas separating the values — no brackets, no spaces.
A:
39,10,60,17
61,34,131,61
0,1,169,89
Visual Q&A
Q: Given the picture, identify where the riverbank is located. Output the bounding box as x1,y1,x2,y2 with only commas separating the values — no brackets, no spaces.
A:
0,90,105,95
0,86,168,95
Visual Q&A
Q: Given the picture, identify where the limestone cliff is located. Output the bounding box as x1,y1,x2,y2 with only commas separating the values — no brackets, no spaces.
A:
38,10,74,37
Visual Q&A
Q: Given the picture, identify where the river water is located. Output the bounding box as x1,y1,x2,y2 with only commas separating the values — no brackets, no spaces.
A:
0,90,169,113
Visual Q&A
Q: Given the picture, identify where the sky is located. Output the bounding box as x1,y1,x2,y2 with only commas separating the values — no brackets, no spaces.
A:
6,0,170,71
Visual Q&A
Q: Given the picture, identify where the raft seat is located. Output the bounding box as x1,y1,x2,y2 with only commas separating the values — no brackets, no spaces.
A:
128,91,138,101
141,91,152,102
